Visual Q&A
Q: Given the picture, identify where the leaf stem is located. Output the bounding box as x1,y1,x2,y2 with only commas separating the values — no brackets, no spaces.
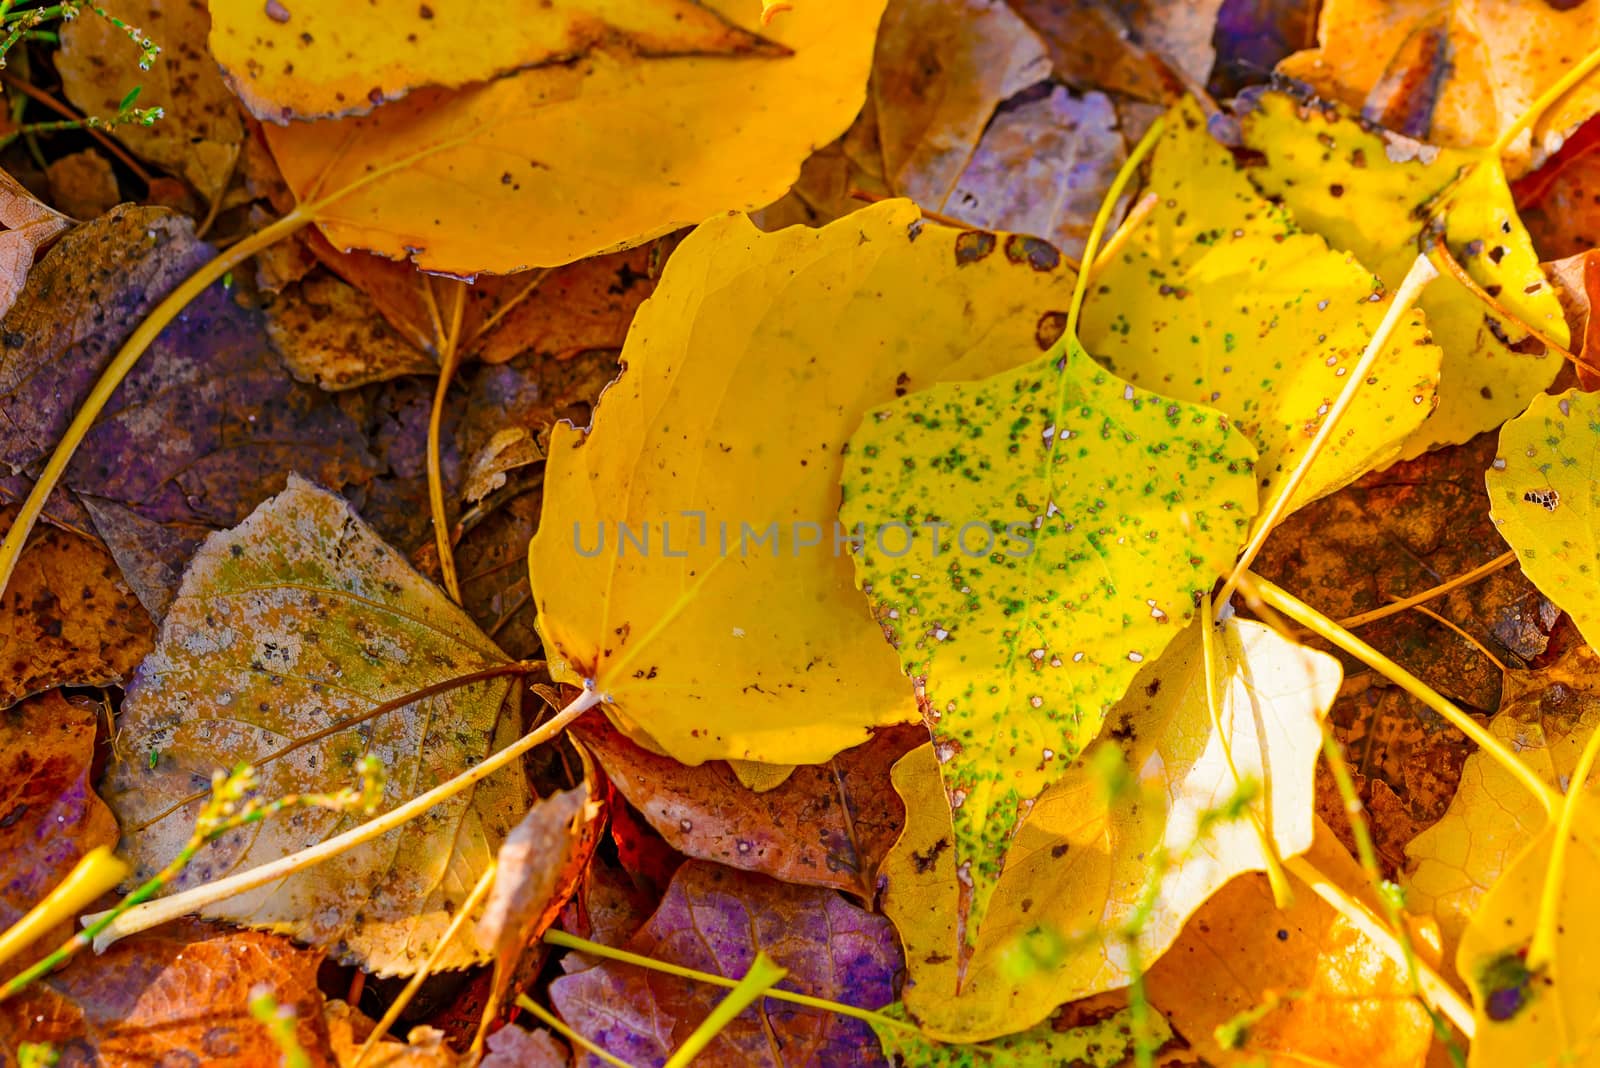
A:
664,951,787,1068
87,683,602,950
352,861,499,1068
1491,42,1600,158
0,846,127,973
540,929,919,1035
1336,550,1517,630
1527,718,1600,970
0,204,314,605
1248,574,1559,815
1217,254,1439,614
1066,115,1167,344
1428,235,1594,376
428,279,468,603
516,994,634,1068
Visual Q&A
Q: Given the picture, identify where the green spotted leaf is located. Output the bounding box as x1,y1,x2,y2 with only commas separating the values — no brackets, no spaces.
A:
868,1001,1170,1066
838,339,1258,943
1081,98,1441,514
1487,388,1600,649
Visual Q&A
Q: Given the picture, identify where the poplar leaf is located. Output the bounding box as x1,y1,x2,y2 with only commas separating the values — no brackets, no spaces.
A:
529,200,1076,767
1081,98,1441,512
840,342,1258,942
104,476,528,976
879,617,1336,1040
1237,89,1567,458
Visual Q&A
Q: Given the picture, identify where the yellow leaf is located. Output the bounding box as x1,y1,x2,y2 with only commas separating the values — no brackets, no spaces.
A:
529,200,1076,767
260,0,884,273
1487,388,1600,649
208,0,782,122
1237,89,1567,459
867,999,1177,1066
880,617,1337,1041
104,476,528,976
1278,0,1600,175
1083,98,1441,512
841,340,1259,942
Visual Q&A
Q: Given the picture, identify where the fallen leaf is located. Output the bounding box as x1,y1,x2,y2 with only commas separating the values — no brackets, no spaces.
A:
869,999,1182,1065
44,150,120,220
1147,831,1436,1067
749,101,891,232
0,505,153,709
103,476,529,976
478,780,604,1023
0,692,118,977
1487,387,1600,648
1404,643,1600,959
0,205,381,617
1544,251,1600,390
1236,88,1569,458
0,920,336,1065
0,166,71,321
557,856,657,967
572,714,924,898
880,617,1338,1041
1010,0,1225,104
840,338,1258,939
550,861,902,1066
340,375,461,560
324,999,461,1068
1277,0,1600,175
1456,781,1600,1067
1207,0,1320,99
943,85,1127,261
264,273,436,390
208,0,782,122
872,0,1051,209
529,200,1075,767
1082,97,1441,512
260,1,886,272
57,0,244,202
1519,114,1600,261
481,1023,567,1068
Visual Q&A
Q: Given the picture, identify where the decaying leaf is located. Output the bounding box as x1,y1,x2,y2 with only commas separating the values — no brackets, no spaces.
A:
260,1,886,272
1083,97,1441,513
1208,0,1321,98
1278,0,1600,175
1405,643,1600,959
573,714,923,898
0,205,381,617
840,342,1258,940
58,0,245,202
1147,832,1436,1067
550,861,902,1066
325,999,461,1068
264,273,436,390
0,167,71,322
478,780,604,1022
1237,88,1568,457
1545,251,1600,390
0,920,336,1065
1010,0,1225,103
104,477,529,976
209,0,782,122
0,506,154,709
1488,388,1600,648
880,617,1337,1041
44,150,120,221
872,0,1051,209
530,201,1076,767
0,692,119,975
480,1023,567,1068
1519,115,1600,261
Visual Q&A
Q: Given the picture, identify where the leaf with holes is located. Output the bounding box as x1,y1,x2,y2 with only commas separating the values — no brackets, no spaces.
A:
103,476,528,976
529,199,1076,768
1081,97,1441,514
839,343,1258,947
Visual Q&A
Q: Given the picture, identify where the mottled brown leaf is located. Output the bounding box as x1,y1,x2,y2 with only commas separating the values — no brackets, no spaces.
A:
0,167,72,324
43,151,120,221
265,273,435,391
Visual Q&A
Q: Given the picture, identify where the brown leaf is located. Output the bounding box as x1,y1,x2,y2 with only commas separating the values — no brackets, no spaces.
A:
44,151,120,221
57,0,245,202
324,999,459,1068
572,714,923,898
1545,250,1600,391
0,506,153,709
0,692,118,977
0,920,336,1065
265,273,436,391
0,167,71,322
1208,0,1321,98
1010,0,1224,103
